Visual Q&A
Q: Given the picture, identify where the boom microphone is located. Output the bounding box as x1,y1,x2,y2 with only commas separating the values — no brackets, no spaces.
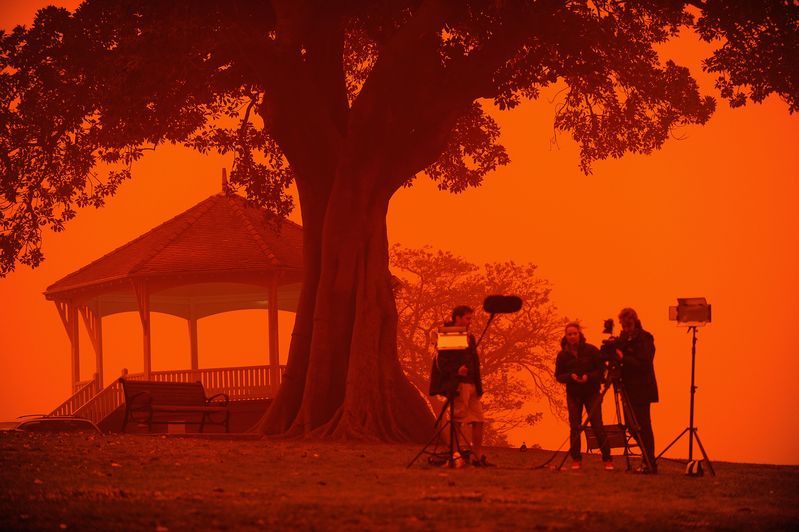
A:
483,295,523,314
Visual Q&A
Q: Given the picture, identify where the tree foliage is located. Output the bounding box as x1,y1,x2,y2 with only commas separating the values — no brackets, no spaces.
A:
392,245,565,446
1,1,796,275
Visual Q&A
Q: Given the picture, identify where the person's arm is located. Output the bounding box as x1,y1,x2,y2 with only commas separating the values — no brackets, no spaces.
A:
586,346,603,382
622,333,655,370
459,336,476,376
554,353,571,384
473,349,483,396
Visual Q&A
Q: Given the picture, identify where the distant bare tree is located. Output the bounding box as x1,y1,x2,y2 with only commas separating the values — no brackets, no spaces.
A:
392,244,565,446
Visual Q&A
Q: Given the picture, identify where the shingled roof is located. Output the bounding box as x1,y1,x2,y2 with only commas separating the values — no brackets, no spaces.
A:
45,192,304,300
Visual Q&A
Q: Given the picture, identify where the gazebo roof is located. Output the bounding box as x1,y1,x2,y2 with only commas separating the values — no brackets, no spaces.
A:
44,191,305,319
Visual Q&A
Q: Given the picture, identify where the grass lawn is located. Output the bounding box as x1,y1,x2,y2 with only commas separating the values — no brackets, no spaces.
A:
1,432,797,530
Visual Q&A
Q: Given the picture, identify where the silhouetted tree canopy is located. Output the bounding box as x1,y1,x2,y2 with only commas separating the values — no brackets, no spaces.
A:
392,245,565,445
1,1,796,274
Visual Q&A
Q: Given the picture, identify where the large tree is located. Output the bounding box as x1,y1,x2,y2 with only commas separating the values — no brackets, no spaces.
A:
392,245,565,445
1,1,796,441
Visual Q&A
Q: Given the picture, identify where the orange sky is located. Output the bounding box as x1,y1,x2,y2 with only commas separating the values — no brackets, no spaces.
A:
1,2,798,465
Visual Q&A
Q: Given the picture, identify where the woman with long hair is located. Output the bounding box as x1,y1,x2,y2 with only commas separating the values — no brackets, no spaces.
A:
616,307,659,473
554,322,613,470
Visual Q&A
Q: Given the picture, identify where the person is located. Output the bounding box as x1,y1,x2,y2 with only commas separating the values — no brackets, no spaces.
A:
429,305,490,466
554,322,613,471
615,307,659,473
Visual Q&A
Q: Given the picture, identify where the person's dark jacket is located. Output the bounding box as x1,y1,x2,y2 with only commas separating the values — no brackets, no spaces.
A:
429,334,483,398
618,328,659,404
554,340,604,396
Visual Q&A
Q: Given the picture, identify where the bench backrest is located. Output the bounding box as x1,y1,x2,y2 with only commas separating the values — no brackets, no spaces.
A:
120,379,207,406
585,424,630,449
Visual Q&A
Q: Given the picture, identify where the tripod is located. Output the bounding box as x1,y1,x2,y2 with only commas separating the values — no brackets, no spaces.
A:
657,326,715,476
407,393,472,468
555,368,657,473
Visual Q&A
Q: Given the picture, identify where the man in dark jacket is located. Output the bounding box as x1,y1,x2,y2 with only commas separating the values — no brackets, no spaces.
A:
429,305,488,466
615,307,659,473
555,322,613,470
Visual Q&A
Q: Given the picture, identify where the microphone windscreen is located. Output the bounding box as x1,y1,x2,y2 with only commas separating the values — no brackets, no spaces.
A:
483,295,523,314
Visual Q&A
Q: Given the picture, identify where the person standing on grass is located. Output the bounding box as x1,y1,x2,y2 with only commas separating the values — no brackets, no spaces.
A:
449,305,492,467
555,322,613,471
615,307,659,474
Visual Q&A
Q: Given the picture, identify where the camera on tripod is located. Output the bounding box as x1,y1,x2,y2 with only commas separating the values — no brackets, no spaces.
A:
598,318,623,380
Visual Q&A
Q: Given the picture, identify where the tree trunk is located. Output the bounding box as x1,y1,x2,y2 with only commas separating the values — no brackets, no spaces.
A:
254,180,327,434
288,169,435,442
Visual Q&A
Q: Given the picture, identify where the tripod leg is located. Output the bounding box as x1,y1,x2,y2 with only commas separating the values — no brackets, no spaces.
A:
407,399,453,468
448,401,458,467
623,434,632,472
556,446,571,471
617,391,634,471
692,429,716,477
406,419,451,468
432,399,450,429
656,427,690,460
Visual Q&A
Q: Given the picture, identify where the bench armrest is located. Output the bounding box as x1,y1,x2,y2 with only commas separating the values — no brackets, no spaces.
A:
206,393,229,407
128,391,152,409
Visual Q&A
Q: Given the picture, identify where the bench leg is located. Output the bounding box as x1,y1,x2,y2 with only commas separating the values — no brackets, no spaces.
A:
121,408,129,433
225,412,230,433
199,413,206,433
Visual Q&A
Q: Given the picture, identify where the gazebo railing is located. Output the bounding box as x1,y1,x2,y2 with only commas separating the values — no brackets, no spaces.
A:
50,374,101,417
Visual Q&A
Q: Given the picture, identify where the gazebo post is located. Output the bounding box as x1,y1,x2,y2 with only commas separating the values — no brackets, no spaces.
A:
95,308,104,388
188,312,199,371
133,281,152,378
54,301,80,391
267,279,280,391
79,303,104,388
68,304,80,391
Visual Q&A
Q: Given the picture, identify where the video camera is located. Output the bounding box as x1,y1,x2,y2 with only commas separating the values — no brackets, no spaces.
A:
429,326,470,399
599,318,623,382
599,318,620,359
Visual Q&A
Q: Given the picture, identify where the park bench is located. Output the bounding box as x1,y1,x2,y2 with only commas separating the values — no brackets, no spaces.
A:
120,379,230,433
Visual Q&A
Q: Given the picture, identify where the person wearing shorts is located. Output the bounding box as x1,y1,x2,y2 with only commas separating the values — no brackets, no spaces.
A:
449,305,491,467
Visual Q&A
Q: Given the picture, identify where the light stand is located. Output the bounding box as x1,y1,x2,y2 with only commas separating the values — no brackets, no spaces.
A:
656,325,715,476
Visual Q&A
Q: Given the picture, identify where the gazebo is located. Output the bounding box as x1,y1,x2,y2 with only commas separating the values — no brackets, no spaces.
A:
45,178,304,424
